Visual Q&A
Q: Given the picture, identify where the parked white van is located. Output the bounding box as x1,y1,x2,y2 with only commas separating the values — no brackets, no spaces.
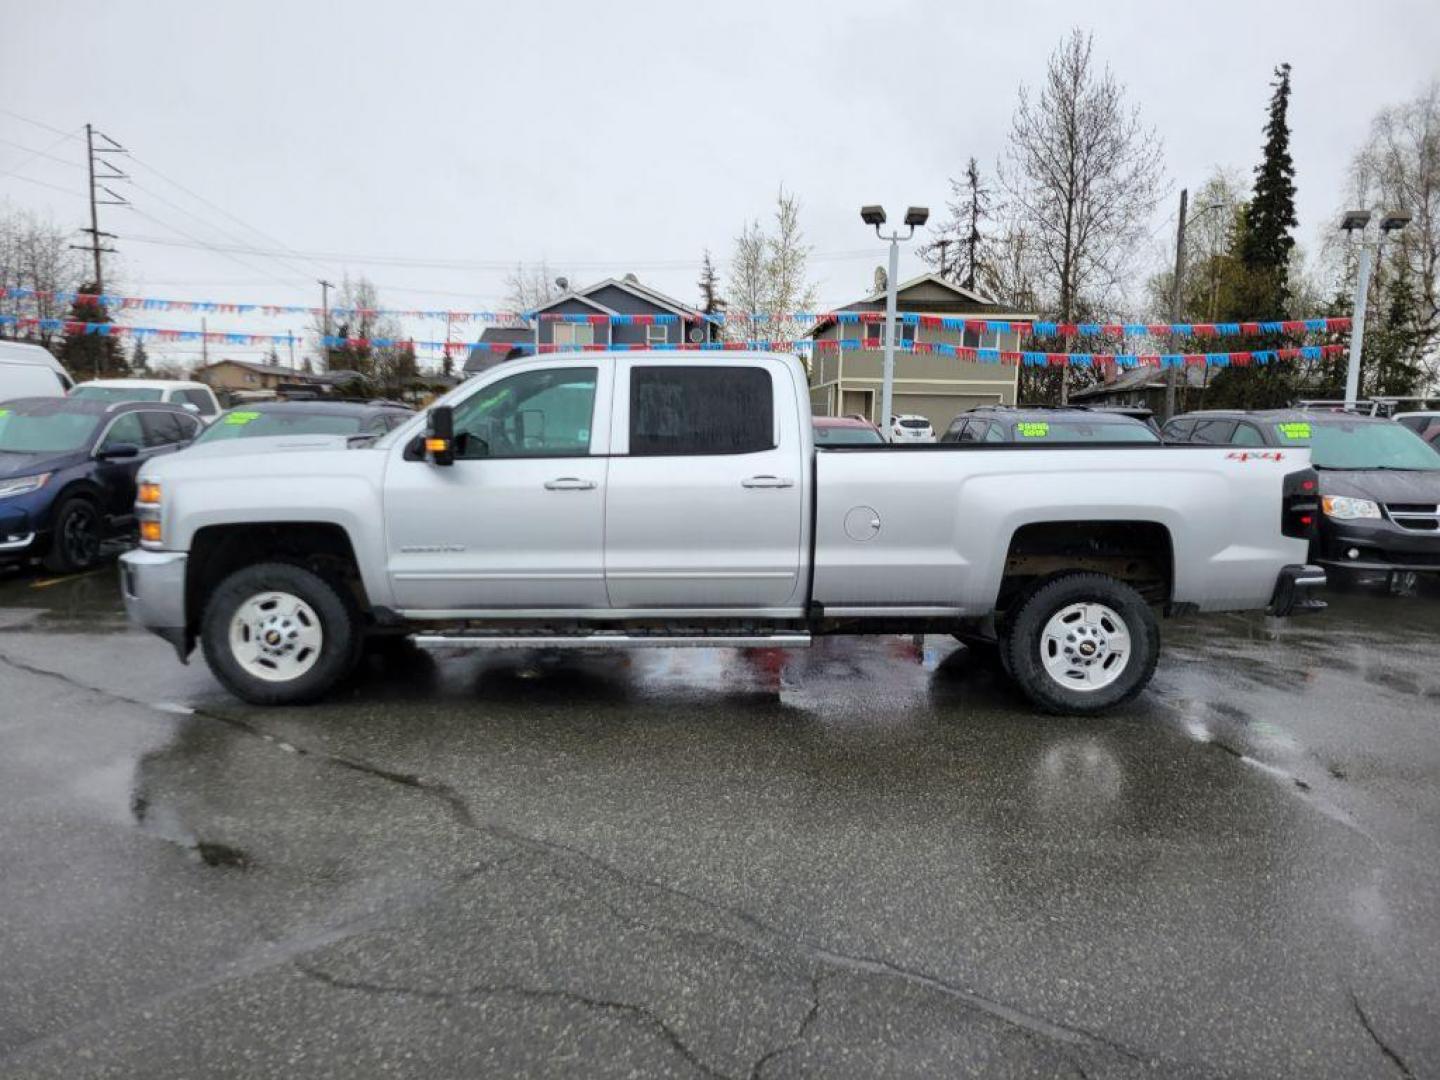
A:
0,341,74,402
70,378,221,421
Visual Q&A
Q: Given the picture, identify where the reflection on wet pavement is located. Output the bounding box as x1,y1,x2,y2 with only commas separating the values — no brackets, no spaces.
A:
1,565,1438,1077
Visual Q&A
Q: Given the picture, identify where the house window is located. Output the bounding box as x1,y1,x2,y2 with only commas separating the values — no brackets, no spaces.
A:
646,324,668,347
962,327,1001,350
863,322,915,346
553,323,595,347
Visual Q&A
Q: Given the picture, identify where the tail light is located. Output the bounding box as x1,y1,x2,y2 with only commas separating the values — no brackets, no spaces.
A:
1282,468,1319,539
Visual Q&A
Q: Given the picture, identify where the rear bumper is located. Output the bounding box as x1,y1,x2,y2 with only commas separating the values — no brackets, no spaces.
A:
1268,563,1327,617
119,549,191,658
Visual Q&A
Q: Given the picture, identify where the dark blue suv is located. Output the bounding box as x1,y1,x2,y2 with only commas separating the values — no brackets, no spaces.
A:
0,397,201,572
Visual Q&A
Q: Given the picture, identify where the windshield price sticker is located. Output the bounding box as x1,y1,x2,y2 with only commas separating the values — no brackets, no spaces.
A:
1276,422,1311,440
225,411,261,426
1017,422,1050,438
0,408,8,418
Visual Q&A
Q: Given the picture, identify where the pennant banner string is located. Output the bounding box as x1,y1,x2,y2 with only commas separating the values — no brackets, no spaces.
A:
0,287,1350,339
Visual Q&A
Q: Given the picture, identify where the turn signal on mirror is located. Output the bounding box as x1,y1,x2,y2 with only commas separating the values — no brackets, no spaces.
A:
425,438,450,454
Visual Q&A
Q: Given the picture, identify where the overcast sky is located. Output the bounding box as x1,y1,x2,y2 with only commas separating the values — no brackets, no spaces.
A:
3,0,1437,366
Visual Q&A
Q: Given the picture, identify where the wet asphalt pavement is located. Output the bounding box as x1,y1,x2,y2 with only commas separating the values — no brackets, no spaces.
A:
0,564,1438,1079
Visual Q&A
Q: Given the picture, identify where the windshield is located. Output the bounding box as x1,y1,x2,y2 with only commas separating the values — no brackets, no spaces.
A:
71,386,165,403
195,410,365,442
1304,420,1440,470
0,403,99,453
814,425,884,445
1011,420,1159,443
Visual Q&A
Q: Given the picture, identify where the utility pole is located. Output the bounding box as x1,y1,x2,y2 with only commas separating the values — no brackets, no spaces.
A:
1166,188,1189,420
72,124,127,293
201,316,208,367
319,278,334,370
288,331,296,370
936,238,950,281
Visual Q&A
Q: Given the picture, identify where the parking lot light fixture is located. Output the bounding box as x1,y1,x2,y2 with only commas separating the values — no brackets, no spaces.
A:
861,202,928,439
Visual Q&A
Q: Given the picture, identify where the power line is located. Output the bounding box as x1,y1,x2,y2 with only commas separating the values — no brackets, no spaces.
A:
0,132,85,179
0,108,81,142
120,232,881,272
0,173,78,197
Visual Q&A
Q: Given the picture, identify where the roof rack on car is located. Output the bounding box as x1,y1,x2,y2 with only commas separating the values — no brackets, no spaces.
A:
1294,399,1385,417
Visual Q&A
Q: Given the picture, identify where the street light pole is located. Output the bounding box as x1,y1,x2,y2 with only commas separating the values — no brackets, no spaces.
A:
1340,210,1410,410
861,204,928,440
1343,244,1374,410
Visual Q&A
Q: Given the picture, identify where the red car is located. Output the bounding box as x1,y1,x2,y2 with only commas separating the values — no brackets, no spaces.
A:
813,414,885,446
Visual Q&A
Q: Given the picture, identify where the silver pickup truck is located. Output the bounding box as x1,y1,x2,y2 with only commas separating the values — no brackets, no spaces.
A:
120,352,1324,714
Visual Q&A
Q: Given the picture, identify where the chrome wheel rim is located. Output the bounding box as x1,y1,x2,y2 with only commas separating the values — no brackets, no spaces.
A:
229,591,323,682
1040,602,1131,693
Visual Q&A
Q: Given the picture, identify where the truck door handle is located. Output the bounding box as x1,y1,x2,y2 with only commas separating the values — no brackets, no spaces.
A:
741,475,795,489
543,477,597,491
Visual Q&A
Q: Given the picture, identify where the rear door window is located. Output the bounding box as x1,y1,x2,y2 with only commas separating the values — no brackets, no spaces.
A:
954,421,981,443
1230,423,1265,447
140,411,186,448
1162,419,1195,442
1190,419,1237,444
630,366,773,456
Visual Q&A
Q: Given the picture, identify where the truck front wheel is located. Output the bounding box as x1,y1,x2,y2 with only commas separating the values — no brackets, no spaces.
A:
201,562,360,705
1002,573,1159,715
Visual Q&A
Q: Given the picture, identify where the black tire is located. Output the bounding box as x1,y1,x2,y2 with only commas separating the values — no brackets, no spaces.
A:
201,562,360,705
42,495,104,573
1001,573,1159,716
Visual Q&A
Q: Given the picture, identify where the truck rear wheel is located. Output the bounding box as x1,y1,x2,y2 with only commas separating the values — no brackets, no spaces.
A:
1002,573,1158,715
201,562,360,705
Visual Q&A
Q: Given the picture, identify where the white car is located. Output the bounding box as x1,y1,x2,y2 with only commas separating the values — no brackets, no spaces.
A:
71,378,221,422
0,341,74,401
890,414,935,443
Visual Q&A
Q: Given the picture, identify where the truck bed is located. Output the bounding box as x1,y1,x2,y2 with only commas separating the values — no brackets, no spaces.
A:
812,443,1311,615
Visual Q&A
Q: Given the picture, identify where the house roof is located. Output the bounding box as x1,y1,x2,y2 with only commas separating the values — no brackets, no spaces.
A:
1071,366,1209,398
198,359,324,382
807,273,1033,338
528,276,699,320
857,272,997,308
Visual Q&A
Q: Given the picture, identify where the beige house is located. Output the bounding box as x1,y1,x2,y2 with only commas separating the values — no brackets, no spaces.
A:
194,359,323,392
807,275,1033,432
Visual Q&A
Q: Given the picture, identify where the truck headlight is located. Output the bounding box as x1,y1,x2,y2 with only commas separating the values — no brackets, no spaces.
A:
0,473,51,499
1321,495,1381,521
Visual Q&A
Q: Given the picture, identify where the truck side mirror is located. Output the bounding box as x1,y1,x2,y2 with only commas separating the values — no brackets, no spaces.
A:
426,405,455,466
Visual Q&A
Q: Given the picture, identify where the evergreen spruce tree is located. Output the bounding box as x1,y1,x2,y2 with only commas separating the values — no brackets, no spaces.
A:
1239,63,1298,313
697,250,725,315
58,284,126,380
131,338,150,374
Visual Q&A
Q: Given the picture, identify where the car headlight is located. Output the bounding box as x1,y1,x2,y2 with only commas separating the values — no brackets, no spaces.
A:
1321,495,1381,520
0,473,51,499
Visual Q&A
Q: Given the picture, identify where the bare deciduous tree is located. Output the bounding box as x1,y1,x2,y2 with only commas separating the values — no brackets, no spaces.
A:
1001,29,1167,323
0,203,84,350
1349,82,1440,387
502,261,568,316
725,187,818,344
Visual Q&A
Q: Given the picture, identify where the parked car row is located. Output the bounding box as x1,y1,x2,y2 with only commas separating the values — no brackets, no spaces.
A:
0,389,412,573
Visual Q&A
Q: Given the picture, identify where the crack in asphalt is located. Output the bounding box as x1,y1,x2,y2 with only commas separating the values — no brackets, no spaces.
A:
746,973,823,1080
0,649,1158,1072
293,961,731,1080
0,652,477,832
1350,990,1415,1080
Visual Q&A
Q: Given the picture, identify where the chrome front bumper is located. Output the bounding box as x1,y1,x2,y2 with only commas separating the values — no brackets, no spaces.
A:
119,549,191,658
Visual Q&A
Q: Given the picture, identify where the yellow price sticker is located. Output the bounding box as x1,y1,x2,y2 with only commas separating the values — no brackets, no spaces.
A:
1276,422,1311,440
1017,422,1050,438
224,411,261,425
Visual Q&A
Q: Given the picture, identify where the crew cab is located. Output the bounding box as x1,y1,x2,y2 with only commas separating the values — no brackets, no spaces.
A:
120,353,1324,715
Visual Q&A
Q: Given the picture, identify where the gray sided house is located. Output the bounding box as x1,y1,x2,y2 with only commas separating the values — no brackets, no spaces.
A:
807,274,1032,433
465,276,718,376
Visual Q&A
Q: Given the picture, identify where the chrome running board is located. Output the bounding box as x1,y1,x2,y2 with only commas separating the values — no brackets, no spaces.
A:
413,631,812,650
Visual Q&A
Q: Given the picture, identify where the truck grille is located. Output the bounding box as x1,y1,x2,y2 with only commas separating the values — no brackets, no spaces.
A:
1386,503,1440,531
